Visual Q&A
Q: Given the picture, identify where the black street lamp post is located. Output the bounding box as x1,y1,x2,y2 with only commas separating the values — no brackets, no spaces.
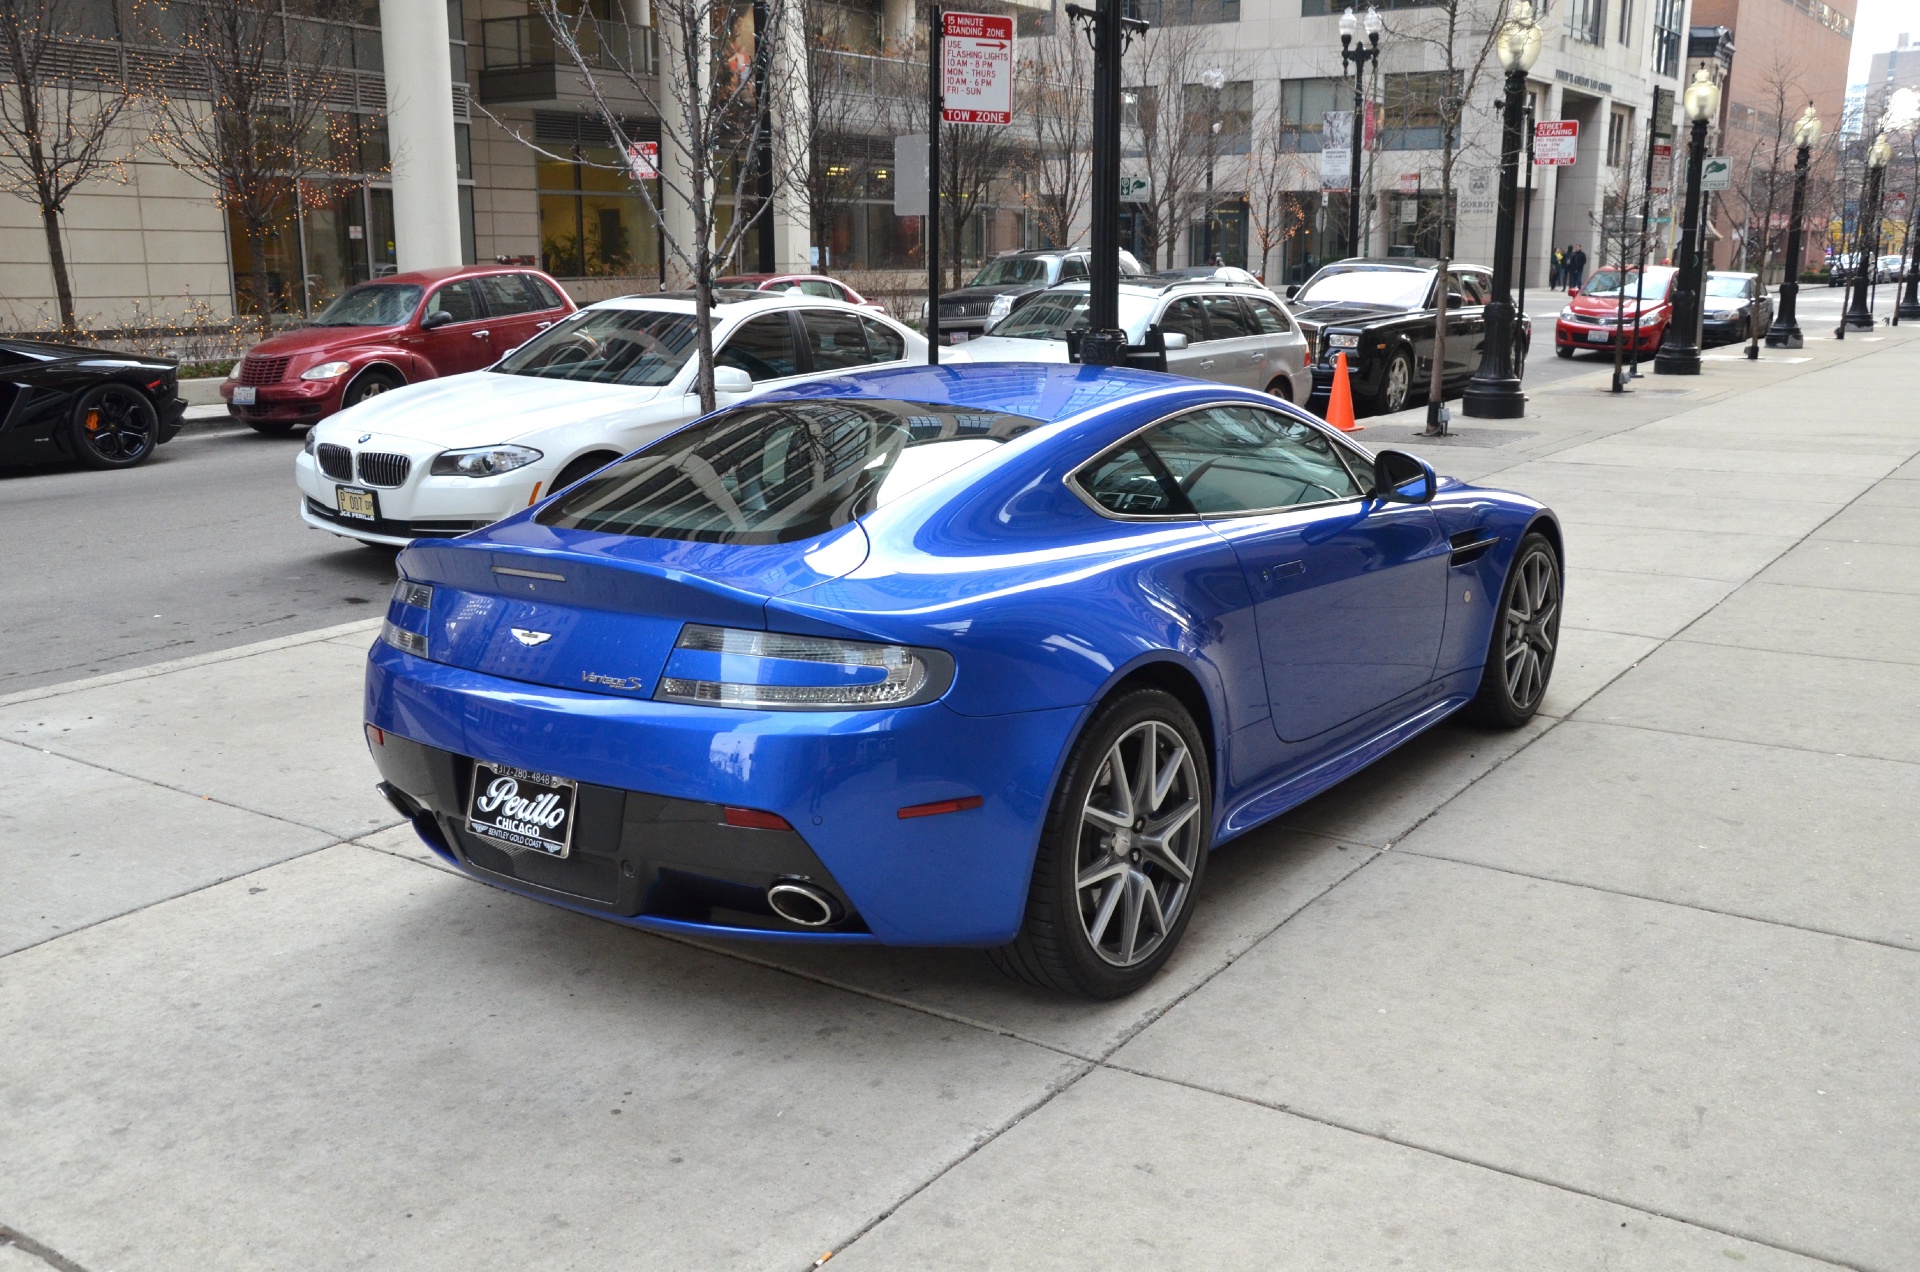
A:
1464,1,1542,419
1339,5,1381,259
1655,68,1721,376
1900,167,1920,321
1765,104,1820,349
1066,0,1147,364
1842,132,1892,332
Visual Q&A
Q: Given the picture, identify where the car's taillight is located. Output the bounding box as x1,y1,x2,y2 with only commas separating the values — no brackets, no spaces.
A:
381,579,433,658
653,624,953,711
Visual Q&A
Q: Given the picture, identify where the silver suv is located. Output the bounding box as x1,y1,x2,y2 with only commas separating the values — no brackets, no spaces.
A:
942,276,1313,406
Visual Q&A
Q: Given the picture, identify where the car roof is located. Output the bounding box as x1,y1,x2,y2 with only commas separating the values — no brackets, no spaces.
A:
756,362,1179,426
356,264,552,288
580,290,844,315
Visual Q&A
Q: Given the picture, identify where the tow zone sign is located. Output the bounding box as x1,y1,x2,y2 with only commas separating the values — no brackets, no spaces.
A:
942,12,1014,125
1534,120,1578,166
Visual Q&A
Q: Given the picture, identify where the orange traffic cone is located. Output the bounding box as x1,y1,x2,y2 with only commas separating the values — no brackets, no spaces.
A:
1325,351,1362,432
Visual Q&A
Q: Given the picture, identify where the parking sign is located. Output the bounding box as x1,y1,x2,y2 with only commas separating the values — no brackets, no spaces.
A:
1534,120,1578,166
942,12,1014,126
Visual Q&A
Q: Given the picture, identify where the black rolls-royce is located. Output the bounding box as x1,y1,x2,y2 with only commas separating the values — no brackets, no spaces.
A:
1289,259,1531,416
0,339,187,470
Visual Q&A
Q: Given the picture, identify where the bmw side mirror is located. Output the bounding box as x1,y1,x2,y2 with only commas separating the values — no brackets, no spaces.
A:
1373,449,1436,504
1162,331,1190,350
420,310,454,330
713,366,753,396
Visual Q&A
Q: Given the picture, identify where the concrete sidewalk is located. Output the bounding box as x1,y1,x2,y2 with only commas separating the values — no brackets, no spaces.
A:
3,331,1917,1270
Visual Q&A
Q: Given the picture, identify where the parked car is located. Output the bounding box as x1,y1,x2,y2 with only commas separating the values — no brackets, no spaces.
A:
1288,258,1531,415
1877,254,1908,283
944,277,1312,406
1555,265,1679,360
296,292,925,547
362,362,1563,997
0,339,186,470
929,247,1146,345
714,272,886,311
1701,272,1774,345
223,265,576,436
1826,252,1867,286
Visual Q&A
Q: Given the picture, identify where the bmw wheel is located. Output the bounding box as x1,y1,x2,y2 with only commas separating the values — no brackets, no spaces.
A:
1471,531,1561,727
70,383,159,470
1376,349,1413,414
989,689,1210,998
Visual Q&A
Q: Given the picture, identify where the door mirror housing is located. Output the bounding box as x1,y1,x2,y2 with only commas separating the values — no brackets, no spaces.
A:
1283,284,1300,300
712,366,753,396
1446,292,1466,308
420,309,455,330
1161,331,1190,350
1373,449,1437,504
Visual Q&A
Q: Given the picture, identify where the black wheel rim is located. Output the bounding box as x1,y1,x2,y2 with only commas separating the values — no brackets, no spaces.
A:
81,389,155,463
1503,548,1559,710
1074,720,1202,968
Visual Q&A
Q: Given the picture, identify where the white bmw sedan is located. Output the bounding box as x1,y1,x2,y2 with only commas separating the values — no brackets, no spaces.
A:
295,291,926,547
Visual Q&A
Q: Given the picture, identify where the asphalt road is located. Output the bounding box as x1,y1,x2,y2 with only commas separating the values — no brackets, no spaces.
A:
0,425,399,696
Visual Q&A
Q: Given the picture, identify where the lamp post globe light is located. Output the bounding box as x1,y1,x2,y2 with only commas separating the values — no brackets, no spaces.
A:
1765,104,1821,348
1201,65,1225,265
1655,68,1722,375
1339,5,1382,259
1461,1,1542,419
1842,133,1894,332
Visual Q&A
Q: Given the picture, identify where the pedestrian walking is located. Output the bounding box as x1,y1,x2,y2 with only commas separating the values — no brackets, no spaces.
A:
1549,248,1563,289
1567,243,1587,291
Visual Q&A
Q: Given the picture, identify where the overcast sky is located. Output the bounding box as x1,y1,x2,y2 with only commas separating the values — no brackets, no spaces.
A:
1847,0,1910,88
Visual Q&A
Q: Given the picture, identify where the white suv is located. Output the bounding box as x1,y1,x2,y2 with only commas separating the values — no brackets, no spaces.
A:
295,291,925,547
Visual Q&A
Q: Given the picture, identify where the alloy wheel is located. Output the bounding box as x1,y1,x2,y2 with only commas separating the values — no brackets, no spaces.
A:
1382,354,1411,413
1502,547,1559,711
78,387,156,464
1074,720,1203,968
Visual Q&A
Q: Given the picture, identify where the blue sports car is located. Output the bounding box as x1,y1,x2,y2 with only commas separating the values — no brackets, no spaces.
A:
364,364,1561,998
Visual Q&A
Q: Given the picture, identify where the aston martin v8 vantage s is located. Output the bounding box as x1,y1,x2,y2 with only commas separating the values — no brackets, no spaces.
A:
363,364,1563,997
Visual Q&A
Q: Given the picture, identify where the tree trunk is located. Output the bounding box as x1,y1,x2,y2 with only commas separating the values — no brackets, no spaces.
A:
246,222,274,338
39,200,76,332
693,233,716,415
1428,256,1449,414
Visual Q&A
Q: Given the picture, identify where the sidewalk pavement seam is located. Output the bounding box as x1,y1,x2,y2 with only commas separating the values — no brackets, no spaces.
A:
1093,1064,1868,1272
0,618,383,709
1393,847,1920,956
1554,713,1920,769
1,1224,92,1272
1668,632,1920,668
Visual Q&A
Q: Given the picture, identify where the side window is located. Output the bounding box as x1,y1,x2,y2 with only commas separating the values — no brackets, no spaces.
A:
1202,294,1256,339
1059,256,1089,281
1159,297,1207,342
427,281,481,323
799,280,839,298
1079,443,1184,516
477,273,538,316
1461,273,1491,305
1086,405,1364,516
716,313,799,381
802,308,873,371
1245,299,1288,335
859,316,906,362
524,275,566,310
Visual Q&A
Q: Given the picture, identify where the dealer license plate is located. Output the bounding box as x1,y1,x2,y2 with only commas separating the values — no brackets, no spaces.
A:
467,762,578,858
1587,329,1611,343
232,386,256,404
335,485,379,521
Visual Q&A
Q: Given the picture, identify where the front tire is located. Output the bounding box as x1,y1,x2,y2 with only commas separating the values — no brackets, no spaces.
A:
1470,532,1562,728
1374,349,1413,414
70,383,159,469
988,689,1210,999
342,368,404,409
1555,344,1574,359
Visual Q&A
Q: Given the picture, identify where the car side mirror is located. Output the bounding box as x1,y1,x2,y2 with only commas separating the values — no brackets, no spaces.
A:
420,309,454,330
1162,331,1190,350
1373,449,1436,504
1284,284,1300,300
1447,292,1466,308
713,366,753,395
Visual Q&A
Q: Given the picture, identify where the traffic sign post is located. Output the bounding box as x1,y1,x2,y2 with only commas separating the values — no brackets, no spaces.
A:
625,141,658,181
1533,119,1578,166
941,11,1014,126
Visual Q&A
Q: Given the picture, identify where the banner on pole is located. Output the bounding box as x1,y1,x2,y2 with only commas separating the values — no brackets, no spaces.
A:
1320,111,1352,190
1533,120,1578,166
941,12,1014,125
893,133,929,215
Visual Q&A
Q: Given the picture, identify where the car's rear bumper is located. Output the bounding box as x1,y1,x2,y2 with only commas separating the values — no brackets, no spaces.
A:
364,641,1083,946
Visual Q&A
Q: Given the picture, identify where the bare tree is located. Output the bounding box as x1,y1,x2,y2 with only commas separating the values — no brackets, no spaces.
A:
0,0,139,331
139,0,358,334
1017,24,1090,248
1122,22,1214,270
1243,91,1306,282
1722,56,1807,284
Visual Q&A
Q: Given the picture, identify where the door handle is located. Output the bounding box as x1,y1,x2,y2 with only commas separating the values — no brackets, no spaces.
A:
536,321,553,329
472,329,490,339
1199,359,1214,370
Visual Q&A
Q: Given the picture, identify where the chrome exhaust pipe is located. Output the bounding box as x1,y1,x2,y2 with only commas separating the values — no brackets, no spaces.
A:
767,879,839,927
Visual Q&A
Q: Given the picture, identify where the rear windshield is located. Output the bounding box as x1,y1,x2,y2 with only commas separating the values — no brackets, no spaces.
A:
312,284,422,326
495,308,704,386
536,399,1040,543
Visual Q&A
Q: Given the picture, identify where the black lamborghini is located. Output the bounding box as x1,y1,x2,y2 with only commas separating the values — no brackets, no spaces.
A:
0,339,188,470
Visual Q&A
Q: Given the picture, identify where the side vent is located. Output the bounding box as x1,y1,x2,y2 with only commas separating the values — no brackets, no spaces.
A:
1449,528,1500,567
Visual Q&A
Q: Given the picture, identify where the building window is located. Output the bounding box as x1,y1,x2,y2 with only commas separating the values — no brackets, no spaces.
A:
1617,0,1633,44
1607,110,1628,166
1652,0,1683,78
1185,80,1254,154
1276,77,1344,152
1136,0,1239,25
1299,0,1445,13
1566,0,1605,45
1381,71,1457,151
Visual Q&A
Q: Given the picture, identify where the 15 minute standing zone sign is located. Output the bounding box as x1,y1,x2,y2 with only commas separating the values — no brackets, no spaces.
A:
942,11,1014,125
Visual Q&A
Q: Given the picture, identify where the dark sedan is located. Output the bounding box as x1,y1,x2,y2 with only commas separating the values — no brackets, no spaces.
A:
0,339,186,470
1701,272,1774,346
1289,259,1529,416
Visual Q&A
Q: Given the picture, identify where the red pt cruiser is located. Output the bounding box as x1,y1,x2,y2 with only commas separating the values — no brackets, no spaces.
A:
222,265,575,434
1554,265,1678,359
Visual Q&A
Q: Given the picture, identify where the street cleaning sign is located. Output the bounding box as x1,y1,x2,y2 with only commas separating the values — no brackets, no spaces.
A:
1533,120,1578,165
942,12,1014,125
625,141,658,181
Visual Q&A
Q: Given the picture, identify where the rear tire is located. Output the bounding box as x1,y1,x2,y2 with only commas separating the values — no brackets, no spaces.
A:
1470,532,1562,728
70,383,159,469
1264,375,1294,403
988,689,1210,999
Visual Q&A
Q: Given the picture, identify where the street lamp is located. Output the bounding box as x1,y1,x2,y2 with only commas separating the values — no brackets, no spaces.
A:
1765,104,1820,348
1338,5,1382,259
1201,65,1225,266
1461,0,1541,419
1842,132,1893,332
1655,67,1721,375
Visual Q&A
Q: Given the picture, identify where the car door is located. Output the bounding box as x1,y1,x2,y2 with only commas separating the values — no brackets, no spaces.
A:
713,311,804,403
1243,295,1309,403
474,273,546,359
1139,405,1448,741
520,273,572,337
1156,297,1212,379
1199,293,1269,389
417,279,494,375
801,307,899,377
1446,270,1487,383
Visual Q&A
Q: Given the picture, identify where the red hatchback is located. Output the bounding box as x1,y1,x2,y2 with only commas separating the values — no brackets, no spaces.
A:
714,272,886,312
222,265,575,434
1554,265,1678,358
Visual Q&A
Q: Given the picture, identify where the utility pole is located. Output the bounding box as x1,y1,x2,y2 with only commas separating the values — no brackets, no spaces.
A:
1067,0,1146,363
927,7,942,365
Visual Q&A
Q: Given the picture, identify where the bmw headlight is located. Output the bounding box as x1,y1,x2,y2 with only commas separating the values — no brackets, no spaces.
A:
300,360,353,380
429,445,544,477
654,624,954,711
303,429,317,456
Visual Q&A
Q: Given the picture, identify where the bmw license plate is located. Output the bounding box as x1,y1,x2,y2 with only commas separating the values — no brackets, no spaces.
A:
232,386,256,405
335,485,379,521
467,762,577,858
1586,329,1610,343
